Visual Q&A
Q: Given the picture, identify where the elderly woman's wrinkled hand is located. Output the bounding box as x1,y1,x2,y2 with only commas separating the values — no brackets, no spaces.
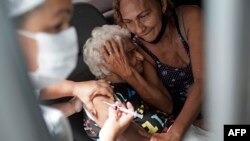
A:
102,38,133,78
73,80,114,115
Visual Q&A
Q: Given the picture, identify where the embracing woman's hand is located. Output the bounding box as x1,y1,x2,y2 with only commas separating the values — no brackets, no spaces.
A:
150,127,182,141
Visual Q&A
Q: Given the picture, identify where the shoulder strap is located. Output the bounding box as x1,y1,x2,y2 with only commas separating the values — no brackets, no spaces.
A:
176,7,188,43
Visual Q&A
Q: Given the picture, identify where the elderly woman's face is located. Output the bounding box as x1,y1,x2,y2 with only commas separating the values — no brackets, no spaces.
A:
19,0,72,71
119,0,163,42
125,40,144,73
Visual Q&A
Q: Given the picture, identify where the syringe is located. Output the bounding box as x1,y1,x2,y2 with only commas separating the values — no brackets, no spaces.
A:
103,101,143,119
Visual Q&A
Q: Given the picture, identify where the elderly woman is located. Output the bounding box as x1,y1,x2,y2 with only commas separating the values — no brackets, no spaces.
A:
82,25,174,140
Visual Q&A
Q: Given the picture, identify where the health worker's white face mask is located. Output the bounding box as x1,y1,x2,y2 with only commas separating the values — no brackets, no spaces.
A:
19,27,78,90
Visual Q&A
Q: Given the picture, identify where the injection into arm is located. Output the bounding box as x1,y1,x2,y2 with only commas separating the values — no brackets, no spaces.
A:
103,101,143,119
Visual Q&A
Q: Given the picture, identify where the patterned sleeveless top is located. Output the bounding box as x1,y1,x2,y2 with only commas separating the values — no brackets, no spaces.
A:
83,83,175,140
133,15,194,117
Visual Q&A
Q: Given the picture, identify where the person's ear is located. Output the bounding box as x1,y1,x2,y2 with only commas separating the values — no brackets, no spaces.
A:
161,0,167,14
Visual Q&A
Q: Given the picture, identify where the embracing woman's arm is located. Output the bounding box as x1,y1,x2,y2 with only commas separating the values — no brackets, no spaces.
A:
169,5,204,139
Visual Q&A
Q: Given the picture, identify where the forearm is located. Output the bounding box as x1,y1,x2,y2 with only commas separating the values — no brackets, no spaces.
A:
51,97,83,117
171,82,202,136
122,69,172,113
51,102,76,117
40,80,75,100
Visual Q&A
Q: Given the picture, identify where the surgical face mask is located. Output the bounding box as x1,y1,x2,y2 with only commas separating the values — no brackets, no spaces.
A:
19,27,78,90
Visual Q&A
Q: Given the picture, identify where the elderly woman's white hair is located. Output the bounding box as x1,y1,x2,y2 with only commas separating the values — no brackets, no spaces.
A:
83,25,131,79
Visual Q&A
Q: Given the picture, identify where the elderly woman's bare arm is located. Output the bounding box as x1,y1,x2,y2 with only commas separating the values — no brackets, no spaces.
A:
90,96,151,141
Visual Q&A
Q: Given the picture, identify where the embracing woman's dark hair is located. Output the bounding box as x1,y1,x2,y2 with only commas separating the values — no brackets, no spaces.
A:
113,0,176,25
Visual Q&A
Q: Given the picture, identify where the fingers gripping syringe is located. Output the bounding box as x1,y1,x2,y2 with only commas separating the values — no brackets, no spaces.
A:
103,101,143,119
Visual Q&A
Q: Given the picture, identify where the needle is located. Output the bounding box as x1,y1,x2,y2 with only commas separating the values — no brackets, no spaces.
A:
103,101,143,119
